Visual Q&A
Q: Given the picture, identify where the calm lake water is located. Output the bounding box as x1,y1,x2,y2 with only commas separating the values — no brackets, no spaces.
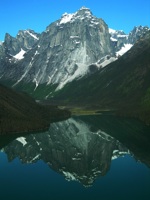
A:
0,115,150,200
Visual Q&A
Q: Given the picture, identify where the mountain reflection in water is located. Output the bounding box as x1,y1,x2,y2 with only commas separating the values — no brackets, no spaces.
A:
1,115,150,187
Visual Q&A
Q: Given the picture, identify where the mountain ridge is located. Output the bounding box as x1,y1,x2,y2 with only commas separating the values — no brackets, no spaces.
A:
0,7,149,93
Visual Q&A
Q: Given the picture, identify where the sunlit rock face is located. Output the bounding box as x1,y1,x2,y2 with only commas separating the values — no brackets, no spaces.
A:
0,29,40,81
0,7,114,89
4,30,40,56
0,7,149,92
3,117,129,187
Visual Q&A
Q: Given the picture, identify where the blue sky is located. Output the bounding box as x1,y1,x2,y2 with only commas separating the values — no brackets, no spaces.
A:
0,0,150,41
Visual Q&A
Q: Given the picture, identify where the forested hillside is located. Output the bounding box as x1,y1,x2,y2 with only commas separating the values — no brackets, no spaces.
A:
0,84,70,134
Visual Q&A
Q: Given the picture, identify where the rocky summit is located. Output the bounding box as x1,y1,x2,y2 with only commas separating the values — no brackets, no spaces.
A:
0,7,149,94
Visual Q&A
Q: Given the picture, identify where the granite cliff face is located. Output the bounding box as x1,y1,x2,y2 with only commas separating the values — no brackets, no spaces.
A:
0,29,40,81
0,30,39,61
0,7,149,93
0,7,115,90
4,30,40,56
32,7,114,89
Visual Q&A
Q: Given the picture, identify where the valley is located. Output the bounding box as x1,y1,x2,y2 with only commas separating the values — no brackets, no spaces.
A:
0,4,150,200
0,7,150,128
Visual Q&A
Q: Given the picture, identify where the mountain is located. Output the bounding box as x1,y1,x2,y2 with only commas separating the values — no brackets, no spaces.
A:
0,7,149,97
0,29,39,62
0,7,114,90
4,30,40,55
0,84,70,134
51,31,150,122
0,29,40,84
109,25,150,56
1,7,150,122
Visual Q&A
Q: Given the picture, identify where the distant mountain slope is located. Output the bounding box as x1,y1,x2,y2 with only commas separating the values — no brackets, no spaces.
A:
0,84,70,134
52,31,150,122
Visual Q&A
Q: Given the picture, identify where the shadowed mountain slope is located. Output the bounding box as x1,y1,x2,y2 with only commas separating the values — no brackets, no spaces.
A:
52,32,150,122
0,84,70,134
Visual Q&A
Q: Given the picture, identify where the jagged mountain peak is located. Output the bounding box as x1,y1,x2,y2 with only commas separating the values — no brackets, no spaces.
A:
129,25,150,37
17,29,39,40
109,25,150,56
4,32,12,41
4,29,39,42
58,7,95,25
132,25,150,32
76,6,92,15
128,25,150,44
109,28,127,35
2,29,40,57
19,7,113,90
79,6,91,10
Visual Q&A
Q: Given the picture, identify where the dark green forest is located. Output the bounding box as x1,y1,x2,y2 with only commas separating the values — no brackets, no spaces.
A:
0,84,70,135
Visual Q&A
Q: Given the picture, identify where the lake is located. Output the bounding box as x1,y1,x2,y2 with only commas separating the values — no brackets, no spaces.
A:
0,115,150,200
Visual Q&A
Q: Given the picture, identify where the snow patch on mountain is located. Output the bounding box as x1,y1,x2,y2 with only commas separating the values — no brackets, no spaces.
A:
110,37,117,42
60,13,74,24
109,27,134,56
58,7,93,26
116,44,133,56
117,34,128,38
109,28,117,34
24,30,39,40
13,48,26,60
109,28,128,40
